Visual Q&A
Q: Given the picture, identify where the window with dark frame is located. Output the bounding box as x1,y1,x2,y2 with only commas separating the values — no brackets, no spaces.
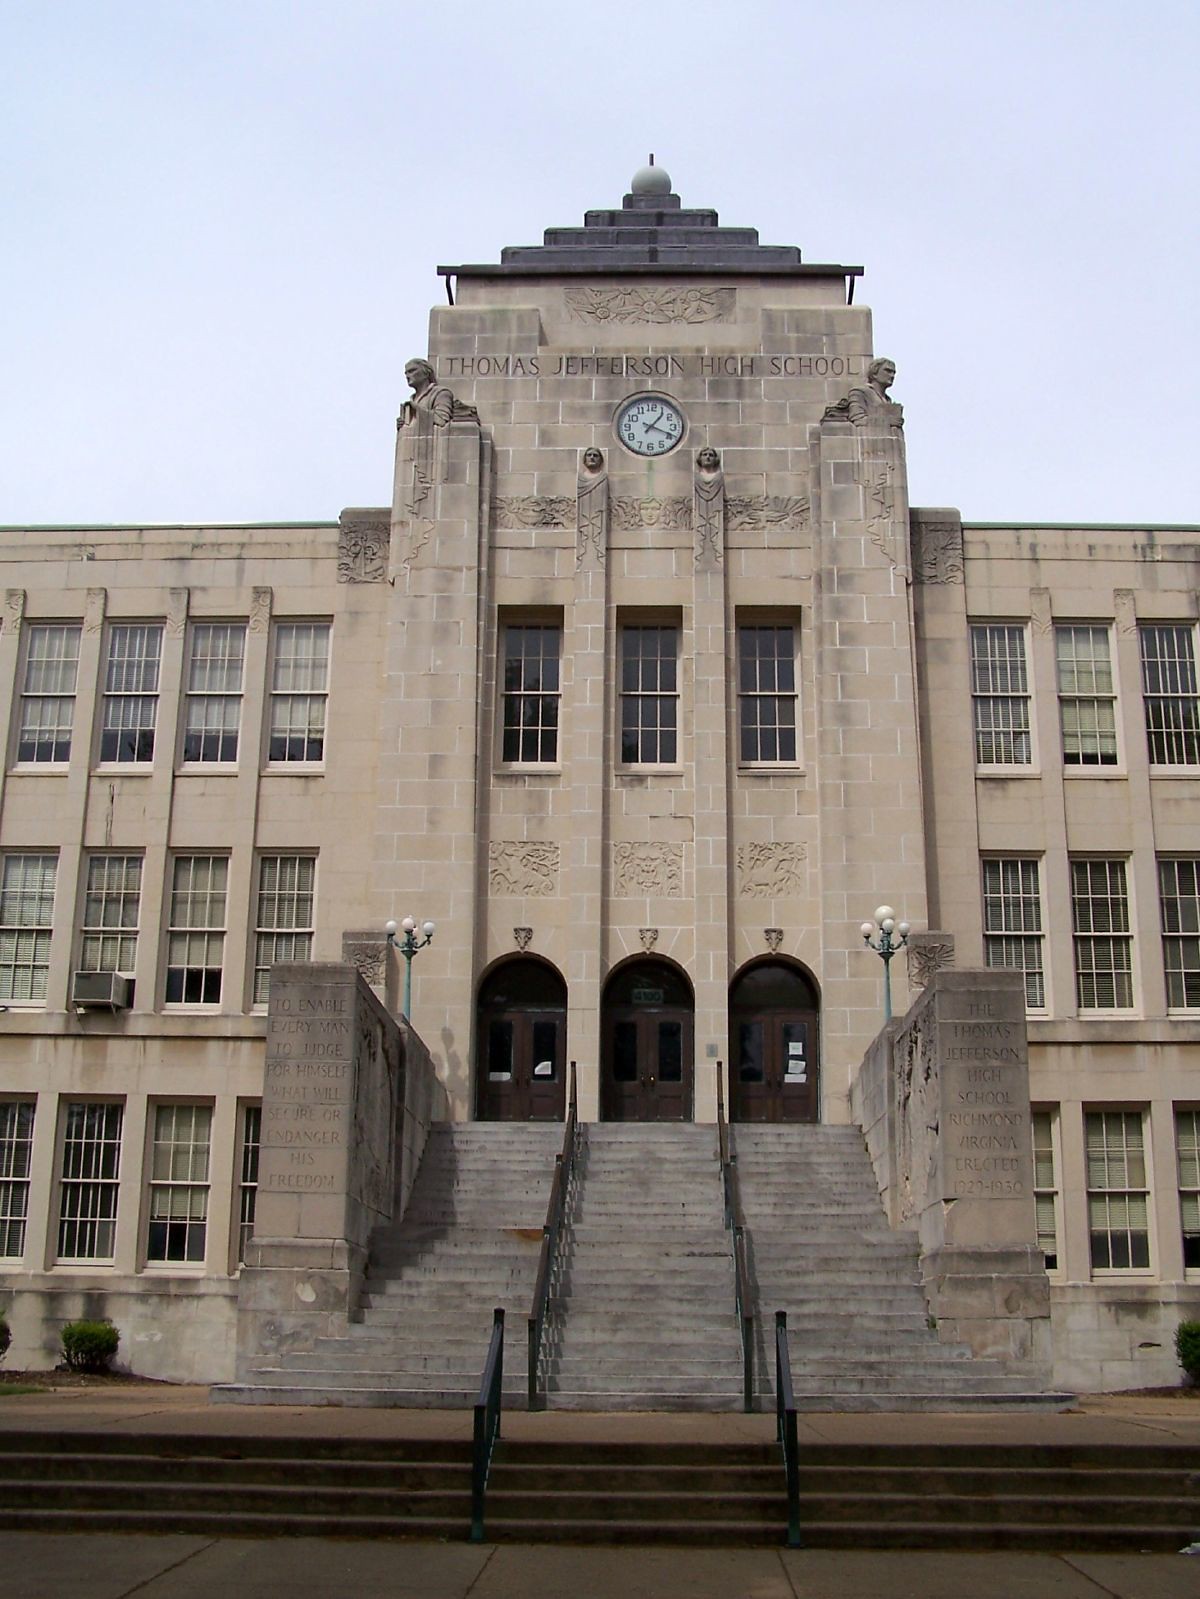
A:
1140,624,1200,767
269,622,329,763
0,853,57,1003
970,624,1031,765
100,624,162,763
738,624,797,763
1086,1110,1150,1270
254,855,315,1005
0,1101,35,1257
1159,858,1200,1009
17,623,80,764
1071,859,1133,1009
165,855,227,1006
1031,1110,1058,1270
237,1103,261,1265
1056,625,1117,766
57,1101,123,1261
501,624,561,763
146,1103,211,1264
620,625,678,765
183,623,246,763
80,854,141,976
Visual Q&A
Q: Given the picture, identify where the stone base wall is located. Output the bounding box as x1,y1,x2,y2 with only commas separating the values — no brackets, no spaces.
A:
1050,1281,1200,1393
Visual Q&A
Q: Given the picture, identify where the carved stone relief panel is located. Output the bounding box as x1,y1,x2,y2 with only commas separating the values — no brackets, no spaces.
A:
3,590,25,632
638,927,659,952
693,449,724,571
906,931,955,990
612,498,691,532
338,514,390,583
342,937,387,989
489,841,559,897
725,496,809,532
84,588,105,635
737,842,807,898
166,588,188,638
249,587,272,635
1113,589,1137,636
576,449,609,568
564,286,736,325
911,520,964,585
613,842,683,898
764,928,784,952
493,496,575,530
1029,588,1052,636
513,926,533,951
863,460,899,569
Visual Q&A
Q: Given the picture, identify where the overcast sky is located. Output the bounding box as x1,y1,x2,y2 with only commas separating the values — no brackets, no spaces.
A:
4,1,1198,527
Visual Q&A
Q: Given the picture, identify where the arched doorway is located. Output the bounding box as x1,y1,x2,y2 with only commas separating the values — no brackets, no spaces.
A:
600,958,694,1121
729,960,820,1123
476,958,567,1121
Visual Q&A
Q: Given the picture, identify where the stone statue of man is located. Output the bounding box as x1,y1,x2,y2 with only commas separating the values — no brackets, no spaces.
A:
823,357,904,429
396,359,479,430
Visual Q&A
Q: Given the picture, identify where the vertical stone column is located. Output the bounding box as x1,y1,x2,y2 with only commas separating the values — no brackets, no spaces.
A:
811,411,929,1109
377,411,487,1113
692,451,729,1121
568,451,610,1119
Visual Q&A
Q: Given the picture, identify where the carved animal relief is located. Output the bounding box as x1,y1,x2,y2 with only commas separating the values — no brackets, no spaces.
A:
489,841,559,898
737,842,807,898
613,842,683,898
725,496,809,532
493,497,575,530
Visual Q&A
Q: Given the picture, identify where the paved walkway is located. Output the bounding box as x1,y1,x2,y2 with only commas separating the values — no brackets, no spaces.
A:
0,1385,1197,1598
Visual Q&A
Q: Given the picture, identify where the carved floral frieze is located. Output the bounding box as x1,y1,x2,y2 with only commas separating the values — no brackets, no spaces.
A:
737,842,807,898
613,842,683,898
725,496,809,532
564,286,736,326
489,841,559,897
612,497,691,532
493,496,575,530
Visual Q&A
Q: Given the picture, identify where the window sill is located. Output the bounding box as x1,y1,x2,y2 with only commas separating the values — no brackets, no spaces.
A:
1090,1267,1155,1280
1062,767,1127,779
495,765,563,779
178,763,241,777
737,764,805,777
9,763,70,776
975,766,1041,779
616,766,685,779
1076,1009,1141,1020
1148,766,1200,778
94,763,154,776
262,763,325,776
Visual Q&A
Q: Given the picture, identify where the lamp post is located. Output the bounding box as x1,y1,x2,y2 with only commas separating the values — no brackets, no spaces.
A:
860,905,911,1022
385,915,435,1022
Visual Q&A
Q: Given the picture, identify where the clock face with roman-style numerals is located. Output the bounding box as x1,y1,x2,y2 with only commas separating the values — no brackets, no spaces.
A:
615,394,686,457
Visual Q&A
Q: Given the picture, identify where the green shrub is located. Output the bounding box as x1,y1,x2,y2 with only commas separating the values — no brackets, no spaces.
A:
60,1319,119,1374
0,1314,10,1363
1176,1320,1200,1384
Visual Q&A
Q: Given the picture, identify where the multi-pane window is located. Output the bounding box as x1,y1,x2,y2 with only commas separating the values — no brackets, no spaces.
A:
1056,625,1117,765
80,855,141,976
971,624,1031,765
1177,1109,1200,1270
238,1103,262,1265
183,623,245,763
100,624,163,763
738,625,797,763
1031,1111,1058,1270
254,855,315,1005
0,1101,35,1257
501,624,561,763
146,1103,211,1264
1071,859,1133,1009
57,1101,123,1261
1159,859,1200,1009
982,858,1045,1009
17,624,81,764
269,622,329,763
620,626,678,765
0,853,56,1003
1086,1110,1150,1269
1140,625,1199,766
165,855,227,1005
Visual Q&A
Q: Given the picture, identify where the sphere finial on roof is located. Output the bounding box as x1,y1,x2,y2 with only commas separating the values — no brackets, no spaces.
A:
630,154,672,196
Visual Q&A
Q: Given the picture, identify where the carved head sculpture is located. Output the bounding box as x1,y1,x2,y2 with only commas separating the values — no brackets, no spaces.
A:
404,358,436,393
696,447,721,471
867,357,897,393
581,446,605,472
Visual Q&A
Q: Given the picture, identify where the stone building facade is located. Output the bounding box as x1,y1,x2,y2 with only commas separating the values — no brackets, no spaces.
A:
0,168,1196,1392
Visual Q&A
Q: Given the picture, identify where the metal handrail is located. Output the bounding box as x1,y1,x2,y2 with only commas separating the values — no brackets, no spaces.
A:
775,1309,802,1548
470,1307,505,1543
527,1059,578,1409
716,1063,755,1411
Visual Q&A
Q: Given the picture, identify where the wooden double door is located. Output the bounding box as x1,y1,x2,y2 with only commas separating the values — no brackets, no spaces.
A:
476,959,567,1121
729,961,820,1123
600,960,694,1121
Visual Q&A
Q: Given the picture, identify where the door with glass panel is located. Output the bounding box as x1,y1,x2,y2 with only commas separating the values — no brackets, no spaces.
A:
729,961,820,1123
476,959,567,1121
601,960,694,1121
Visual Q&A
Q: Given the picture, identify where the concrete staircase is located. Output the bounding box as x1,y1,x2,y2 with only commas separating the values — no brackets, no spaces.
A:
220,1123,561,1406
543,1124,744,1411
734,1124,1060,1410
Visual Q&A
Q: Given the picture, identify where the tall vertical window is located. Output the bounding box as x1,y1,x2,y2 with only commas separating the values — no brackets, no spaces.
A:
254,855,315,1005
269,622,329,763
0,853,57,1003
57,1101,123,1261
183,623,245,763
1031,1110,1058,1270
1071,859,1133,1009
1177,1109,1200,1270
165,855,227,1005
1140,625,1199,766
738,625,797,763
80,855,141,976
1056,625,1117,765
0,1101,35,1257
146,1103,211,1263
238,1103,262,1265
17,624,81,764
501,624,561,763
982,858,1045,1009
620,625,678,765
1159,858,1200,1009
1086,1110,1149,1269
971,624,1031,765
100,624,163,763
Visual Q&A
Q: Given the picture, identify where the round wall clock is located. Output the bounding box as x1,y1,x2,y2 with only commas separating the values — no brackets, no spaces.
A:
615,394,687,457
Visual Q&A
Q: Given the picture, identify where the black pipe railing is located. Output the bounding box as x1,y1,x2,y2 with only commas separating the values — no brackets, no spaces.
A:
716,1063,755,1412
527,1059,578,1409
775,1309,802,1548
470,1307,505,1542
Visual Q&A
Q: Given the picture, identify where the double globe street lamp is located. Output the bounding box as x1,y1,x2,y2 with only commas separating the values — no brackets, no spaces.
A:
860,905,911,1022
385,915,436,1022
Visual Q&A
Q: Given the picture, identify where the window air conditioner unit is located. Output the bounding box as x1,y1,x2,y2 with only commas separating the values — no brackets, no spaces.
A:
72,971,132,1010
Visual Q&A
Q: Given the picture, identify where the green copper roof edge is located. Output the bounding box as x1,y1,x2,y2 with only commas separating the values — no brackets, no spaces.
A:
961,522,1200,533
0,522,340,533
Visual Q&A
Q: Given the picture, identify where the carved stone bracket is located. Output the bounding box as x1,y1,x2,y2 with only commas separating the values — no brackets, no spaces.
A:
638,927,659,952
906,930,955,989
341,930,388,991
489,841,559,897
764,928,784,953
564,286,735,325
494,496,575,530
249,587,272,635
612,497,691,532
737,842,806,898
166,588,188,638
338,512,390,583
1029,588,1053,636
725,496,809,532
84,588,105,635
513,926,533,951
1113,589,1137,636
613,842,683,898
3,590,24,632
911,519,964,586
